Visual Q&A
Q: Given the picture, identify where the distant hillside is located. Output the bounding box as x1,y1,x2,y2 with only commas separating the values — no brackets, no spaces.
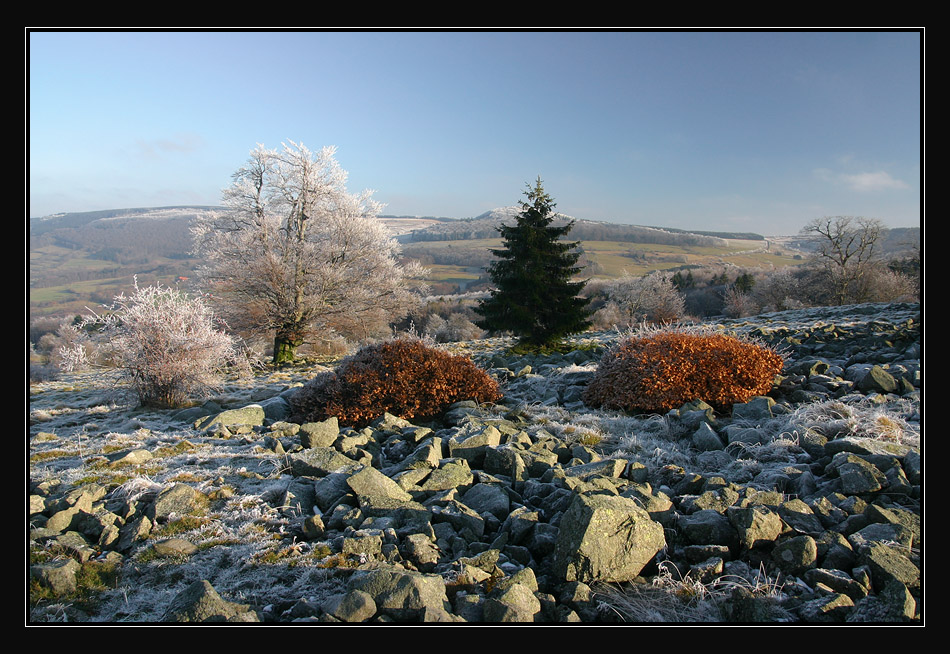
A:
402,207,747,247
29,207,218,260
27,206,919,318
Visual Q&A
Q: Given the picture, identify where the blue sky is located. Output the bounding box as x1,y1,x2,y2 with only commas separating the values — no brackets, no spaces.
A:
28,30,921,236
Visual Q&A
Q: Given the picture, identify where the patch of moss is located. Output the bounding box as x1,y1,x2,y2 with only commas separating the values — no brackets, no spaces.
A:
578,432,604,447
29,556,120,610
168,472,204,483
30,449,75,463
154,441,199,458
150,515,209,538
72,473,133,488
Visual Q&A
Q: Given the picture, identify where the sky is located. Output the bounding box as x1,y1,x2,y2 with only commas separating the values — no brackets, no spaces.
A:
28,30,922,236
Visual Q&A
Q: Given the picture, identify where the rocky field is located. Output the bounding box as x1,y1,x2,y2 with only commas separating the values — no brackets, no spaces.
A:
28,302,922,624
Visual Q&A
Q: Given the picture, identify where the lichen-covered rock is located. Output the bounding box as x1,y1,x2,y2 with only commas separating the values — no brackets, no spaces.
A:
346,565,451,621
728,505,783,550
195,404,266,432
162,580,259,623
31,558,81,596
150,483,209,522
772,535,818,576
553,492,665,583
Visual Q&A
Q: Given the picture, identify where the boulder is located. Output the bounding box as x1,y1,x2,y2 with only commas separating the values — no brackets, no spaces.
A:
195,404,266,432
298,417,340,448
553,492,665,583
162,580,259,622
150,483,208,522
346,565,451,621
289,447,359,477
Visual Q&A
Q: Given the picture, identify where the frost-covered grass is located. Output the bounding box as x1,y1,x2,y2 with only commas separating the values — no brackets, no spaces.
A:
594,560,793,623
29,304,920,622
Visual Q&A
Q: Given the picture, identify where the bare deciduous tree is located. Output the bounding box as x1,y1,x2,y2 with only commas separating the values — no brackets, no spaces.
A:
192,141,426,364
801,216,885,305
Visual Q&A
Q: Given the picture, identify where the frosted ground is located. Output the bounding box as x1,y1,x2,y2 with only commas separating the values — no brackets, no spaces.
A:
28,302,921,623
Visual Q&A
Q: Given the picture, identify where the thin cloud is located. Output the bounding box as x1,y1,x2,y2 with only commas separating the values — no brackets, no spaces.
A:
839,171,910,192
133,134,205,160
813,168,910,192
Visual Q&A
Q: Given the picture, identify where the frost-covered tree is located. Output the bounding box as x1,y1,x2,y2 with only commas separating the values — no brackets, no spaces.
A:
82,280,239,408
192,142,425,364
598,271,686,326
475,178,591,348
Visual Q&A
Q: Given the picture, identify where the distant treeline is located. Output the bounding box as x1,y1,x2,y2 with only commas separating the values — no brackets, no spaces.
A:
653,226,765,241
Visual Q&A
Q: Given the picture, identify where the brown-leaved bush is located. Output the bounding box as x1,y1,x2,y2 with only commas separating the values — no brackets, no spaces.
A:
290,338,502,428
582,330,784,414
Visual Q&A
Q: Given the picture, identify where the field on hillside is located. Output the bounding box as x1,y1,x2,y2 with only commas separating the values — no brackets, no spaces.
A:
30,230,807,317
29,245,200,317
413,237,805,289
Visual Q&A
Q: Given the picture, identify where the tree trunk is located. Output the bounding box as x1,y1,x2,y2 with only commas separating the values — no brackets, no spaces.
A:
273,327,304,365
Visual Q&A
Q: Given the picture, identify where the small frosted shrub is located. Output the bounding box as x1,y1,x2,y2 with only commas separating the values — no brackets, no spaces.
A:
84,280,239,408
290,337,501,427
583,329,784,413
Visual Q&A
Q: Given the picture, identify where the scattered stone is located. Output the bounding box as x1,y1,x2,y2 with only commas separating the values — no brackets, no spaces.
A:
321,590,377,623
771,535,818,576
195,404,266,433
151,483,209,522
162,580,260,623
347,565,452,621
28,302,922,624
31,558,81,596
150,538,199,558
299,417,339,448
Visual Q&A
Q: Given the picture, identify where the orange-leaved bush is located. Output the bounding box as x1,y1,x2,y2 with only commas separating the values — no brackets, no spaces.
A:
582,330,784,414
290,338,502,428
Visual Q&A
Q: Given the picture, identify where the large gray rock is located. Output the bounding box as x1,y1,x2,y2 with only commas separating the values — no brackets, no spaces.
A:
346,566,451,621
728,505,783,550
731,396,775,422
162,580,259,622
195,404,266,432
859,542,919,592
857,365,898,394
692,422,725,451
482,582,541,623
150,483,209,522
678,509,739,549
289,447,359,477
299,417,340,448
461,483,510,520
321,589,377,623
31,558,81,596
345,465,414,503
778,498,825,536
258,395,292,422
553,492,665,584
772,535,818,576
837,457,888,495
420,458,474,492
448,425,502,467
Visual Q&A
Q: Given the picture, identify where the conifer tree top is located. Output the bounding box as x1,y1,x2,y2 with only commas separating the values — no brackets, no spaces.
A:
475,178,592,348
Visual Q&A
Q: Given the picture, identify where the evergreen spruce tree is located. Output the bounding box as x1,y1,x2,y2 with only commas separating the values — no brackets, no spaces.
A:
475,178,592,349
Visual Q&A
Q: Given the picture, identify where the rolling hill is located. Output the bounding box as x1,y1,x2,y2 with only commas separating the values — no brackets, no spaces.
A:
28,206,917,318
